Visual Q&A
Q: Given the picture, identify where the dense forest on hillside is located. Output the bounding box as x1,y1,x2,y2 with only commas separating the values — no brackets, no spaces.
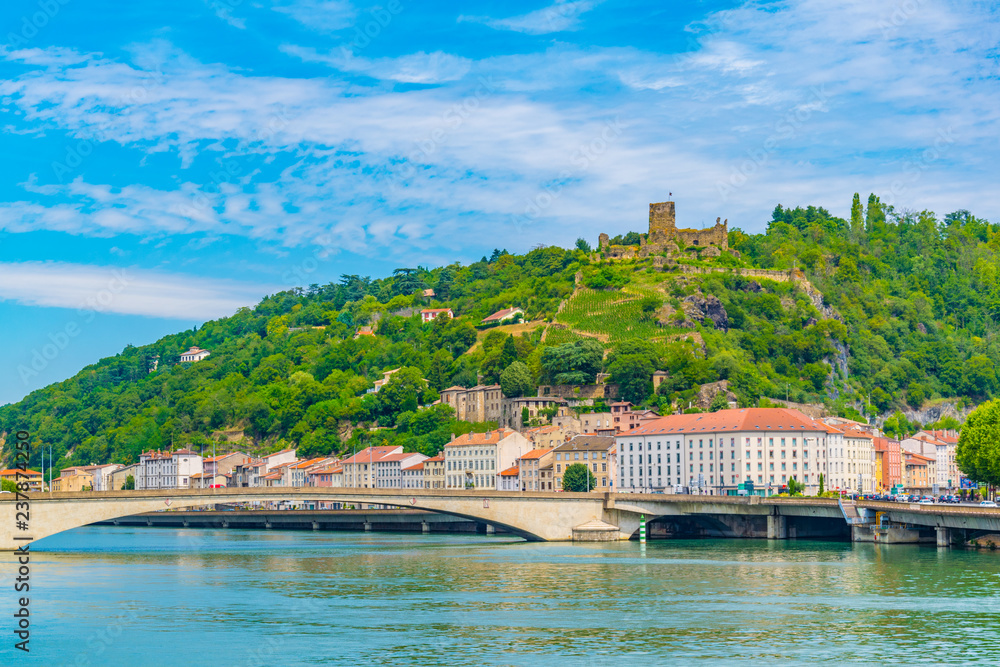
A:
2,195,995,469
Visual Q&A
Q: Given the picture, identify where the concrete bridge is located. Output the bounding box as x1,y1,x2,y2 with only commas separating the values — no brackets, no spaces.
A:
4,488,1000,550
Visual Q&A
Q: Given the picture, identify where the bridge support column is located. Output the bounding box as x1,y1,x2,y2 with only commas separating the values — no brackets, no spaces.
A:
767,515,787,540
936,526,951,548
312,521,320,531
485,524,495,535
421,521,430,534
264,522,272,529
364,521,372,532
183,520,189,528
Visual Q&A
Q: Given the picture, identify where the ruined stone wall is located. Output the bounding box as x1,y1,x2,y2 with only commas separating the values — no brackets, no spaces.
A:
675,221,728,250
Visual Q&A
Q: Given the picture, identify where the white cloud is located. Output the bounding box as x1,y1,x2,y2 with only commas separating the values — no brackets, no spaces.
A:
282,46,472,83
0,0,999,262
0,262,273,320
460,1,600,35
273,0,356,32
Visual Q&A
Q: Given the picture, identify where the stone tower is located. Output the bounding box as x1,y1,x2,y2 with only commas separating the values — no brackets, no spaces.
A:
648,201,676,241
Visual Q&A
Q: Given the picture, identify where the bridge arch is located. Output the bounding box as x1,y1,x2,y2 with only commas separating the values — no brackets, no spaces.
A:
1,488,610,549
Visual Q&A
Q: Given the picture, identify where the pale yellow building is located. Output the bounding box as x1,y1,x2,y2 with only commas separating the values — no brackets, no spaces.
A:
52,467,95,492
423,454,445,489
0,468,44,492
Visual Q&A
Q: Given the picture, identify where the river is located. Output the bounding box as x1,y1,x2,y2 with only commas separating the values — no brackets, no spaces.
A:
4,527,999,665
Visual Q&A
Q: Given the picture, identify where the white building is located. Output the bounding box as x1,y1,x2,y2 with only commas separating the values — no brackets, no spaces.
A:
375,452,428,488
90,464,123,491
499,465,520,491
263,448,297,472
401,461,425,489
341,446,404,488
615,408,838,495
137,449,203,489
833,424,876,494
180,346,211,363
444,428,532,490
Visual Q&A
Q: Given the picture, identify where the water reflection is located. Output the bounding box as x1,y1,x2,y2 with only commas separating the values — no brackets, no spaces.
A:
4,527,1000,665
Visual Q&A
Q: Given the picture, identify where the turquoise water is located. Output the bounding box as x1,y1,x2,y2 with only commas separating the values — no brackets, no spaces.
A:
3,527,1000,665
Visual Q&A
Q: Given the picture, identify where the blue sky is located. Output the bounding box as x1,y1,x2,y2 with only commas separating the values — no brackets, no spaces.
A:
1,0,998,405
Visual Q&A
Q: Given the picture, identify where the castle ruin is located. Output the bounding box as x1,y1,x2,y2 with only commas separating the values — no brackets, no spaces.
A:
599,201,730,259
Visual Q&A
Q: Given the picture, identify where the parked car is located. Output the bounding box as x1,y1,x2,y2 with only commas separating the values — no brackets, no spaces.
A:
980,500,998,508
918,498,934,504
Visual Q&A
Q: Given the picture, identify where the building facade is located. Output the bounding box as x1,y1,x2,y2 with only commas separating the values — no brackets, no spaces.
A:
444,429,531,490
423,454,445,489
551,436,615,490
439,385,504,423
517,448,554,491
616,408,837,495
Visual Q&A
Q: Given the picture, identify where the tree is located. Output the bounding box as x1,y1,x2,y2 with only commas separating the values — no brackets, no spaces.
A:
540,340,604,385
377,367,428,423
500,361,533,398
638,295,662,321
521,406,530,427
818,473,825,495
957,399,1000,489
731,367,764,407
850,193,863,236
500,335,518,370
124,475,135,490
709,392,729,412
562,463,597,492
787,477,802,496
607,354,655,404
575,237,592,253
1,478,16,493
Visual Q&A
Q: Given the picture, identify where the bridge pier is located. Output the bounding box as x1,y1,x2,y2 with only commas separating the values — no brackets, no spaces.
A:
936,526,951,548
767,515,787,540
364,521,372,532
312,521,320,531
421,521,430,534
485,524,495,535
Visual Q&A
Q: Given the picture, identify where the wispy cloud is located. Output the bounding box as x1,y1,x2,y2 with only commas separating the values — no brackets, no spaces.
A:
282,46,473,83
0,262,272,320
273,0,356,32
460,1,600,35
1,0,999,262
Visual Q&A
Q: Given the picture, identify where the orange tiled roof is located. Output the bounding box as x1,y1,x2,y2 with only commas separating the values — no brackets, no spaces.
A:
518,448,553,460
0,469,41,476
499,466,520,476
625,408,825,436
444,429,518,447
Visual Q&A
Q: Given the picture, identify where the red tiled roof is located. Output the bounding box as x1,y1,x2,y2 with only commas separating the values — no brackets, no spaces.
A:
518,448,553,460
445,429,518,447
379,452,422,462
625,408,824,436
421,308,452,314
0,469,41,476
402,462,425,471
340,446,402,465
499,466,520,476
424,454,445,462
482,307,523,322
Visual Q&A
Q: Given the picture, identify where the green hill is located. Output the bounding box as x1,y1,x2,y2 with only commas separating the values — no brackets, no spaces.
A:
2,194,995,468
